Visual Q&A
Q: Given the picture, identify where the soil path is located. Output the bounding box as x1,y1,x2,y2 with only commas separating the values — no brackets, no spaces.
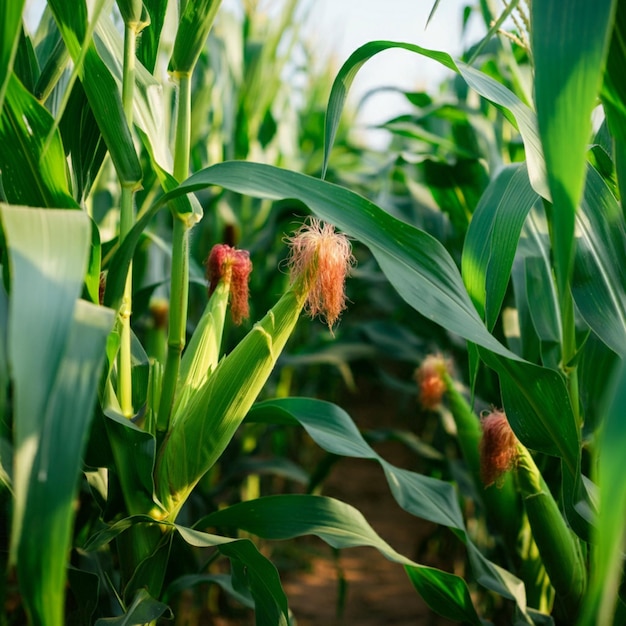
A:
279,387,458,626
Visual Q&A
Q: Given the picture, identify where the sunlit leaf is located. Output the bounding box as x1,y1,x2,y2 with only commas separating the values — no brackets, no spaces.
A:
322,40,548,200
0,74,76,207
462,163,538,329
2,206,114,626
532,0,615,293
0,0,25,109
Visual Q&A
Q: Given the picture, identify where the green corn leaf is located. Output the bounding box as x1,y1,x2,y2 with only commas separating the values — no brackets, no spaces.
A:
95,588,172,625
33,32,70,102
2,206,114,626
175,527,290,626
164,161,511,358
532,0,616,294
136,0,168,73
581,359,626,625
602,1,626,206
321,40,549,200
0,0,25,109
160,161,580,474
58,81,108,205
573,165,626,355
246,398,534,620
0,73,76,208
103,410,159,516
155,287,305,519
163,573,254,609
169,0,223,75
47,0,142,187
198,494,482,625
462,163,539,329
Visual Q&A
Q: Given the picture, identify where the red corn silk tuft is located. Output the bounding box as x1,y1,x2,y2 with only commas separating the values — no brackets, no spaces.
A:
205,243,252,325
479,409,519,487
286,218,354,329
415,354,449,409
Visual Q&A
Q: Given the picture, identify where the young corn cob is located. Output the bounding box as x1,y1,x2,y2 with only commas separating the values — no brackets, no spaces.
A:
154,219,354,521
481,410,586,618
417,357,552,612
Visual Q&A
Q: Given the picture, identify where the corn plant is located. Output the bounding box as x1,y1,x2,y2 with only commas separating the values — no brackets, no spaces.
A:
3,0,626,624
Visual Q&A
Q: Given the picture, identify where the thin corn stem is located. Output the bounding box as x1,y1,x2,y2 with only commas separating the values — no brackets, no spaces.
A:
118,23,138,418
156,72,192,434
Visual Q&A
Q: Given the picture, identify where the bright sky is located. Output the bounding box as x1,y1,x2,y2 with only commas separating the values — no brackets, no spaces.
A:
299,0,485,141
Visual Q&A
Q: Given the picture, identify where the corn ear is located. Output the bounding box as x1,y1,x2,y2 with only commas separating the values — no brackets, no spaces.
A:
516,445,586,615
443,374,553,611
443,372,522,540
172,278,230,421
155,285,305,520
169,0,223,75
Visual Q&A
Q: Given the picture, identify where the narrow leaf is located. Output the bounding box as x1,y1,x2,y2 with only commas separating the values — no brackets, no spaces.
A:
0,0,25,109
322,40,548,199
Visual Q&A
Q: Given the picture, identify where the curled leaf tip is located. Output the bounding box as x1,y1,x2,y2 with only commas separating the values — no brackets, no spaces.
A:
415,354,449,409
286,218,355,329
480,409,519,487
205,244,252,325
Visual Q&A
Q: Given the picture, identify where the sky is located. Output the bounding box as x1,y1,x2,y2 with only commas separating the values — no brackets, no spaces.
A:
297,0,485,142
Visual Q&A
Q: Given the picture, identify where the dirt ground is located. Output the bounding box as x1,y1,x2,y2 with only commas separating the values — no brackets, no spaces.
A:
278,378,460,626
213,381,462,626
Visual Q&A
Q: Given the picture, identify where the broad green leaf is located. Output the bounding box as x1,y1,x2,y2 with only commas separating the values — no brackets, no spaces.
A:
2,206,114,626
322,40,548,200
0,73,76,207
462,163,539,329
248,399,465,529
0,0,25,109
95,588,171,626
198,494,482,625
169,0,223,74
163,573,254,609
164,161,511,358
246,398,533,620
59,81,108,204
581,359,626,625
175,527,290,626
573,165,626,355
47,0,142,187
160,161,580,473
532,0,616,293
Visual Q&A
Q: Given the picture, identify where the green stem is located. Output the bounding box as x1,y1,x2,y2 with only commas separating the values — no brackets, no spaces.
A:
173,72,191,182
561,287,581,426
118,23,138,418
156,217,189,435
156,71,193,434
